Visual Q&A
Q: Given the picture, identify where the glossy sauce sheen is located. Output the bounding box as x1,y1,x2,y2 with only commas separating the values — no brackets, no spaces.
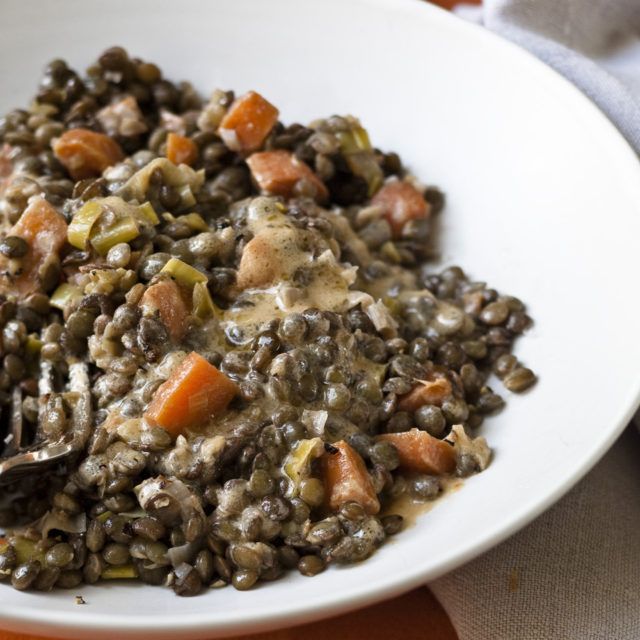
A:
226,204,354,337
386,478,464,527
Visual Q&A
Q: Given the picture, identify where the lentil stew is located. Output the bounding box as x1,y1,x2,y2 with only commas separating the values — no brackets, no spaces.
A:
0,47,535,596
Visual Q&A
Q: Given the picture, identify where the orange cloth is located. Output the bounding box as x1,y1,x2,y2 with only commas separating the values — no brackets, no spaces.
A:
0,587,457,640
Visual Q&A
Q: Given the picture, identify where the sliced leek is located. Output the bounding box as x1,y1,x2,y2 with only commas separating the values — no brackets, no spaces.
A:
90,216,139,255
179,213,209,232
160,257,207,287
101,564,139,579
192,281,217,319
179,184,196,208
25,334,42,356
68,197,152,255
96,511,113,523
137,201,160,225
336,126,372,154
50,283,83,312
67,201,103,250
346,153,383,196
283,437,324,496
9,537,44,565
337,124,383,196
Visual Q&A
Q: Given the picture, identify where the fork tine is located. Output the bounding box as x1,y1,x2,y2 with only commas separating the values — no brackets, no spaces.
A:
35,358,57,442
0,351,93,486
0,440,75,486
68,360,89,394
38,359,56,397
67,361,92,448
2,386,24,456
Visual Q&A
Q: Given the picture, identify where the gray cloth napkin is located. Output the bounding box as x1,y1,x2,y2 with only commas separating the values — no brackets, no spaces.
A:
431,428,640,639
429,2,640,638
455,0,640,153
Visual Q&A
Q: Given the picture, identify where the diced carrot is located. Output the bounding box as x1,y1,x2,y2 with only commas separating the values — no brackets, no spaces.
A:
377,429,456,475
397,377,452,412
144,351,237,437
0,197,68,296
218,91,279,153
236,235,279,290
246,150,328,202
166,132,199,167
139,279,189,342
53,128,124,180
372,180,430,238
321,440,380,515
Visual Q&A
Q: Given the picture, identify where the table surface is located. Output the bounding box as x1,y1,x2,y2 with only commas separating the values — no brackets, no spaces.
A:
0,587,457,640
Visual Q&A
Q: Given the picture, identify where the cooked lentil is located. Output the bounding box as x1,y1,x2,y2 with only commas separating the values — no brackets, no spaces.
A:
0,47,535,597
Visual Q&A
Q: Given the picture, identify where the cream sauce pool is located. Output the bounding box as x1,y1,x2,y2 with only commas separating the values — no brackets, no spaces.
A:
385,477,465,527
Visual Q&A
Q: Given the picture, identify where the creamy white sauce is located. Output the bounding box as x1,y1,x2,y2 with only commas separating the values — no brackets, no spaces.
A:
222,201,451,342
385,477,464,527
224,205,355,338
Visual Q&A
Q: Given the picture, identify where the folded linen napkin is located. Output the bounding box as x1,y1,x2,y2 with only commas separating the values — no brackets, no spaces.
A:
455,0,640,153
431,427,640,639
431,2,640,638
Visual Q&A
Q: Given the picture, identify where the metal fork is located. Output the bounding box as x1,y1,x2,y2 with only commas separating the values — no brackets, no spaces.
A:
0,358,92,486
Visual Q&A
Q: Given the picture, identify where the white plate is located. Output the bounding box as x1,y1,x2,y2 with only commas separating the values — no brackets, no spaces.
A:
1,0,640,637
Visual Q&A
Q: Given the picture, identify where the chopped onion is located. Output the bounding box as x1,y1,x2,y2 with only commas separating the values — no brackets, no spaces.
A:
160,109,187,135
301,409,328,437
35,510,87,538
446,424,492,471
135,476,206,523
346,291,374,310
275,284,303,310
346,292,398,336
365,299,398,335
97,96,147,137
167,541,201,568
218,128,240,152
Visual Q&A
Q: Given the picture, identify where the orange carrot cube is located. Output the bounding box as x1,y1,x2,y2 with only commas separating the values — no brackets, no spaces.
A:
166,132,198,166
372,180,430,238
53,128,124,180
0,197,67,296
321,440,380,515
246,150,328,202
144,352,237,437
377,429,456,475
397,377,452,412
218,91,279,153
139,279,189,342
